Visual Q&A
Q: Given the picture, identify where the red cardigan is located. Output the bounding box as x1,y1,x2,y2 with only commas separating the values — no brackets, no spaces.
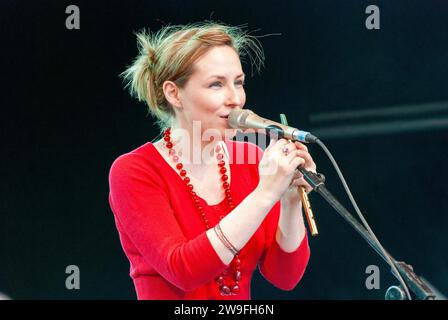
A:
108,139,310,300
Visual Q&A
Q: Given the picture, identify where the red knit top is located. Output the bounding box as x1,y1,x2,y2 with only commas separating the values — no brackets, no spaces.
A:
108,139,310,300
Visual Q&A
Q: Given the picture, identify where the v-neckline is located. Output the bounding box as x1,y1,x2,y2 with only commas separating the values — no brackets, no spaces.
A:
148,140,233,207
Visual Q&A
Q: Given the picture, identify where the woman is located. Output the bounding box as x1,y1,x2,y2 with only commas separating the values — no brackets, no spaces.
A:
108,22,316,300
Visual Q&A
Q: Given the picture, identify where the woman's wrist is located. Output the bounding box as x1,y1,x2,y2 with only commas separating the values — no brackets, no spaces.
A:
281,188,302,207
252,184,279,208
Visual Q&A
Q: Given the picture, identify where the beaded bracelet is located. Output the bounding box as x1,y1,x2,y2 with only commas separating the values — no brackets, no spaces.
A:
214,223,239,255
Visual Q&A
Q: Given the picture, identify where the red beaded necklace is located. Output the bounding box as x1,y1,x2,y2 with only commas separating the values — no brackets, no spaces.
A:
163,127,241,296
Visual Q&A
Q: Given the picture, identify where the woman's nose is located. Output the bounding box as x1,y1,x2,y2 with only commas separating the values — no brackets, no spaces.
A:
225,86,242,106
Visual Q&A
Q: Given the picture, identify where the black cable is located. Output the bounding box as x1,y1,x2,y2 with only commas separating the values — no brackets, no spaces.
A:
315,138,412,300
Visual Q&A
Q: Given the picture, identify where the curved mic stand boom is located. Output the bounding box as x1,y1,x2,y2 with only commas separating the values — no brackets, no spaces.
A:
265,118,434,300
298,166,435,300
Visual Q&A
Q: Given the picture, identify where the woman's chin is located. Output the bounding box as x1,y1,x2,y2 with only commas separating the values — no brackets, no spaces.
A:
223,128,238,139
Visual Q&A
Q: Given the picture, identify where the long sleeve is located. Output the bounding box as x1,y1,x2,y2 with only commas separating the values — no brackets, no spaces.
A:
258,203,310,291
249,143,311,291
108,153,227,292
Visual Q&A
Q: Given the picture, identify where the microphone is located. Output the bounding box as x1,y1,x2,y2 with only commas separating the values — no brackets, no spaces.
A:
228,109,318,143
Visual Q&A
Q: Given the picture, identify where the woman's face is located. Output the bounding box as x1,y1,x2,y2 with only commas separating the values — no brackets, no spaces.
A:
177,45,246,136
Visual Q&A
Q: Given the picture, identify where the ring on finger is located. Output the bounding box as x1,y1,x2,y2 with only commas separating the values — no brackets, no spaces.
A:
281,145,289,156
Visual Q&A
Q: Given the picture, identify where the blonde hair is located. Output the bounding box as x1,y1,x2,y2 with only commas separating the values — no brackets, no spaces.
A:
120,21,265,133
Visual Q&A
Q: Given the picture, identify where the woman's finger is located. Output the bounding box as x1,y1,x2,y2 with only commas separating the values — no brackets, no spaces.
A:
294,141,308,152
296,150,317,171
296,149,313,164
290,177,313,193
265,137,276,151
293,169,303,179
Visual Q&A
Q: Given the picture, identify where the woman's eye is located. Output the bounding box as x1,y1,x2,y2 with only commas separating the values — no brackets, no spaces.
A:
210,81,223,88
209,80,245,88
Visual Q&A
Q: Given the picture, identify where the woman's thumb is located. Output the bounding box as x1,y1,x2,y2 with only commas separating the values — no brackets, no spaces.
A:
266,138,275,150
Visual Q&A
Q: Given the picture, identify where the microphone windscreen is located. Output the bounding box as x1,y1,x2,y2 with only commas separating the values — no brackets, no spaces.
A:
228,109,253,128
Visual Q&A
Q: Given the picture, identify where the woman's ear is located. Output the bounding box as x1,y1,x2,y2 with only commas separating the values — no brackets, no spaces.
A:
163,81,182,110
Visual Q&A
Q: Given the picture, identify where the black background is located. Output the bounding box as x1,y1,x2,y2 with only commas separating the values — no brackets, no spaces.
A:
1,0,447,299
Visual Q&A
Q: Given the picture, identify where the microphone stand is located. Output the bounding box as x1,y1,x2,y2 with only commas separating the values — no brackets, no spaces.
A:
298,167,436,300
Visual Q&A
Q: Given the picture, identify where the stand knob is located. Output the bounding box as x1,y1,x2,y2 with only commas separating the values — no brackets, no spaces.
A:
385,285,408,300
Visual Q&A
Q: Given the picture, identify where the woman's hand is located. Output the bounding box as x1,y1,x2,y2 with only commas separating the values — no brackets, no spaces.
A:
275,141,316,251
254,138,316,251
256,138,306,204
281,141,317,205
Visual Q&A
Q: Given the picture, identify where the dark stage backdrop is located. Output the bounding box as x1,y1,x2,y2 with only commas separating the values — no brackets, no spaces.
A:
1,0,447,299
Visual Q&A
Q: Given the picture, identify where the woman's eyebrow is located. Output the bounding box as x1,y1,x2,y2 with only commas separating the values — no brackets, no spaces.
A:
207,73,245,80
